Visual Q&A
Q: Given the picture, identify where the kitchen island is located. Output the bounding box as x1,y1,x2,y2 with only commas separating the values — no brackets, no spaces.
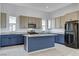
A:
24,34,57,52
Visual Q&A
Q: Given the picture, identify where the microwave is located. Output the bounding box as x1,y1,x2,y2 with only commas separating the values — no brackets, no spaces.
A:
28,24,36,28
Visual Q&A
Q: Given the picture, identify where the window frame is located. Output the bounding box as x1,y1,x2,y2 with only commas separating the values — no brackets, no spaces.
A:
8,16,17,32
42,20,46,31
47,20,52,30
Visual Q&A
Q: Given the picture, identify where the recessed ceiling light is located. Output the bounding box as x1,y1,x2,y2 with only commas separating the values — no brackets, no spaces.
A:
46,6,48,8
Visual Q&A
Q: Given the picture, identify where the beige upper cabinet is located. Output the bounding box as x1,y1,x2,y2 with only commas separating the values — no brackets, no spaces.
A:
28,17,36,24
60,16,66,28
28,17,33,24
55,17,61,28
55,16,66,29
77,11,79,20
0,13,1,28
36,18,42,29
54,11,79,29
28,17,42,29
65,13,72,21
71,12,78,21
19,16,42,29
0,13,6,28
65,11,78,21
19,16,28,29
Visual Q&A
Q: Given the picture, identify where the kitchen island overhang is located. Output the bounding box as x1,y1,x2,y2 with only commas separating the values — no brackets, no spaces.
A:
24,34,57,53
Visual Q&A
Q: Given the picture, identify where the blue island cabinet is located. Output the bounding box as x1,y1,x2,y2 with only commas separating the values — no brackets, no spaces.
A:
27,36,55,52
55,34,64,44
0,37,1,47
0,34,24,47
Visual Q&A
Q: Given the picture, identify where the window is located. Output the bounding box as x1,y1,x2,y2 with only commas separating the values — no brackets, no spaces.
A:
47,20,52,29
42,20,46,31
9,16,16,31
52,19,55,29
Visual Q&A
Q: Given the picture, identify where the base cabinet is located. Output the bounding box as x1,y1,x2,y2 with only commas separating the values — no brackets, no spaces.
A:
55,34,64,44
0,38,1,46
0,34,24,47
27,36,55,52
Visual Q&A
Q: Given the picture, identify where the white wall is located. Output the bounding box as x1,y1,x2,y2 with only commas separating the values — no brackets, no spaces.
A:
50,3,79,18
0,3,48,33
49,3,79,30
1,3,79,33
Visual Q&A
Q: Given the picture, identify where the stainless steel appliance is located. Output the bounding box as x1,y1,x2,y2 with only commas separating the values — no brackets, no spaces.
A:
65,20,79,48
28,24,36,28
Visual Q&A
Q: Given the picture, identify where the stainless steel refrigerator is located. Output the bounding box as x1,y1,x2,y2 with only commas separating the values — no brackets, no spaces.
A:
65,20,79,48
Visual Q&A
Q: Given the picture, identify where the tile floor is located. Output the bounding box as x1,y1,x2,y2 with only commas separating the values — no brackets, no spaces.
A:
0,44,79,56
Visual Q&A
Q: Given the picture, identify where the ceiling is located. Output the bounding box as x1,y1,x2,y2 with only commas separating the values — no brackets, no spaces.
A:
13,3,71,12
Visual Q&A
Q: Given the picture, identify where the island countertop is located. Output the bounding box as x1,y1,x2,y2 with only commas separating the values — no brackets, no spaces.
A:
24,33,57,37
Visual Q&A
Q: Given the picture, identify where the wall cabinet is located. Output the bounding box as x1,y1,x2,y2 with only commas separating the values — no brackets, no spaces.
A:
0,13,1,28
54,11,79,29
19,16,28,29
28,17,36,24
0,13,6,28
36,18,42,29
55,17,61,28
19,16,42,29
60,16,66,28
77,11,79,20
65,11,79,21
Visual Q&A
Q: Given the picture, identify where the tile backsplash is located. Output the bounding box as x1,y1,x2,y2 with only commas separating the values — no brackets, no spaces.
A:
0,28,65,34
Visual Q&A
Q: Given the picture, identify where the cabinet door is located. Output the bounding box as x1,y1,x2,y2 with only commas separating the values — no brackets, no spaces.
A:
71,12,78,21
0,35,1,46
58,34,64,44
60,16,66,28
16,35,24,44
77,11,79,20
1,35,15,46
0,13,1,28
36,18,42,29
19,16,24,28
9,35,17,45
28,17,33,24
9,34,23,45
55,34,64,44
65,13,72,21
55,17,61,28
65,12,78,21
0,13,6,28
32,17,36,24
1,35,9,46
55,35,59,43
19,16,28,29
